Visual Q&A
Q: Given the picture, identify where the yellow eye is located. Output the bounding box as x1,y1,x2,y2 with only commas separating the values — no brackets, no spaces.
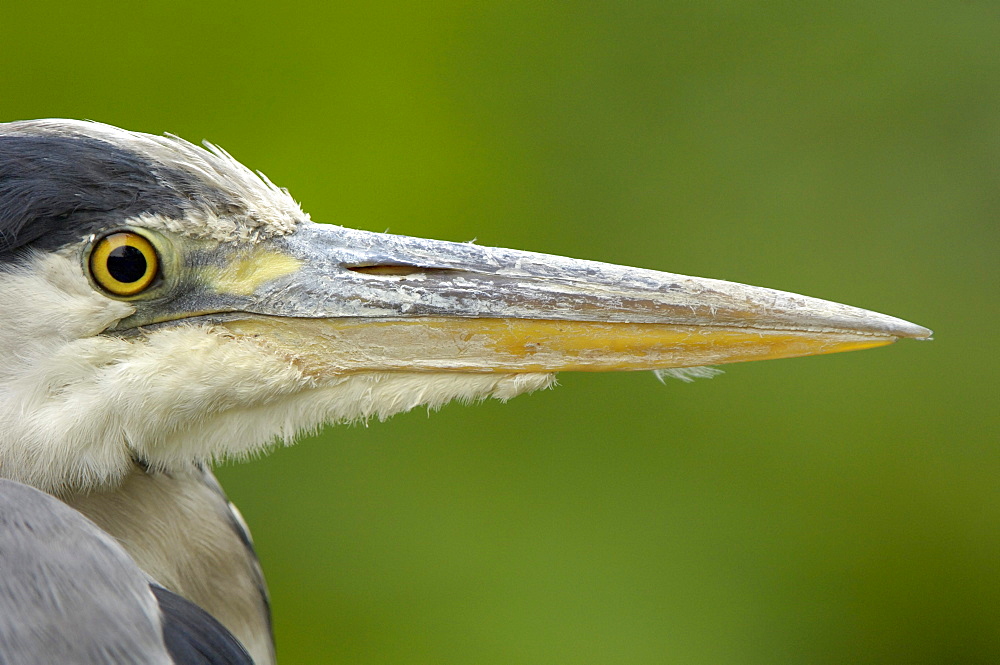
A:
89,232,160,296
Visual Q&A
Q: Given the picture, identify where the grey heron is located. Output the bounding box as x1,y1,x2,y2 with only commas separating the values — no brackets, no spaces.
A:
0,119,930,663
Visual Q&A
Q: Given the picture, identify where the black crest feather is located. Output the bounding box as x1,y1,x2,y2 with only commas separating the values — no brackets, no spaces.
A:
0,120,252,258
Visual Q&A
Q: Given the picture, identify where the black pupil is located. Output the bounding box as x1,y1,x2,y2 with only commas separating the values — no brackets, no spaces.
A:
106,245,148,283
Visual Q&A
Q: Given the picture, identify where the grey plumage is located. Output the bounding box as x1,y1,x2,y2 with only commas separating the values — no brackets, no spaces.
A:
0,479,251,664
153,585,255,665
61,464,275,665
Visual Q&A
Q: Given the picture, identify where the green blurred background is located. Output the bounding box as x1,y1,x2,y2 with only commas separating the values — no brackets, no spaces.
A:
3,2,997,663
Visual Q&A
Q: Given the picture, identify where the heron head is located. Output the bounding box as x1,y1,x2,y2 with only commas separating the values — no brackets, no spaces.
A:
0,120,930,493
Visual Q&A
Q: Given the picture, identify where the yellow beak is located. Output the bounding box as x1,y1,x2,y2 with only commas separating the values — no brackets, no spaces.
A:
158,222,930,377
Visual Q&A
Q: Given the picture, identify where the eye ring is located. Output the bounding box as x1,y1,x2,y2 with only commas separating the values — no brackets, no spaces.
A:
89,232,160,297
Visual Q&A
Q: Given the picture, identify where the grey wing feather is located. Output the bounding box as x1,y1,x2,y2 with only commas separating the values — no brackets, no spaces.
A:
0,479,249,665
152,585,253,665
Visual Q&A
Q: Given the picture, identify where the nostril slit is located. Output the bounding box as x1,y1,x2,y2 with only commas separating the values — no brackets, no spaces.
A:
348,265,425,276
346,264,462,277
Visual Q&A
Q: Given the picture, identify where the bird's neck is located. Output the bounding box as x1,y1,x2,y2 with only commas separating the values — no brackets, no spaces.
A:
62,462,275,665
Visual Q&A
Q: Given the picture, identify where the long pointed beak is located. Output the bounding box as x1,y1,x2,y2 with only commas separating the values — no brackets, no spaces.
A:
175,221,932,375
